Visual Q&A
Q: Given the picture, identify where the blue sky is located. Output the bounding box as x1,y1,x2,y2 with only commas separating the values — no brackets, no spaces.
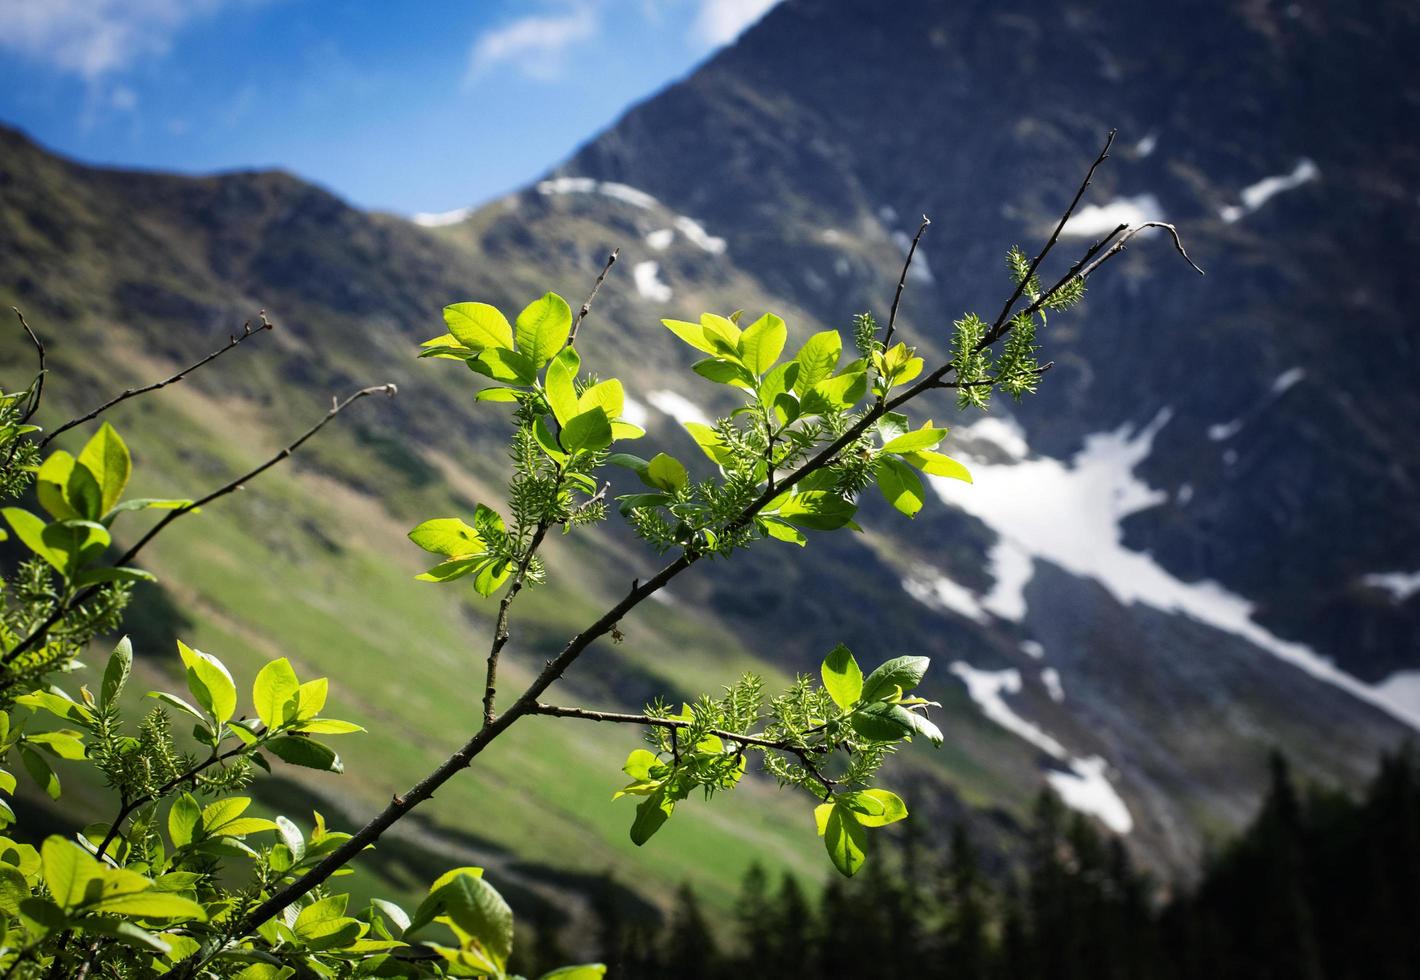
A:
0,1,779,215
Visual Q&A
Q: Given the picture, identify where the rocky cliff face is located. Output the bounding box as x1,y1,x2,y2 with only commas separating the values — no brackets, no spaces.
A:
1,0,1416,889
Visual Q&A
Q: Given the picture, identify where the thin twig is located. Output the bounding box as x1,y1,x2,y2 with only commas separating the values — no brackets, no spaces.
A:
1079,221,1205,280
987,129,1116,342
41,313,274,448
13,309,45,425
530,702,836,794
883,215,930,349
567,249,619,347
0,384,397,671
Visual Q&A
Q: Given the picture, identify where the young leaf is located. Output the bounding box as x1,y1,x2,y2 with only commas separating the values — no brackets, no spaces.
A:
177,640,237,725
794,331,843,393
645,453,689,493
266,736,342,773
77,422,131,515
20,748,59,800
882,425,947,454
578,379,625,421
899,449,973,483
630,789,673,845
444,303,514,351
820,644,863,711
470,348,538,385
823,804,867,877
253,658,301,729
168,794,202,848
682,423,734,467
852,789,909,827
408,519,484,558
739,313,787,375
560,407,613,454
849,702,917,741
516,292,573,368
544,348,581,426
859,655,931,702
876,456,926,518
662,319,718,355
41,837,99,910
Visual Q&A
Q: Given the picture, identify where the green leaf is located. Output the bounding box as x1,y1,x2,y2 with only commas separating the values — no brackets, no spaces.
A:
901,708,944,747
578,379,625,421
41,836,98,909
622,749,660,781
416,558,482,583
145,691,207,725
472,558,511,597
291,718,365,735
35,451,80,521
408,518,485,558
433,874,514,970
645,453,688,493
177,640,237,724
470,347,538,385
777,491,857,531
443,303,513,351
77,422,131,515
168,794,202,848
534,416,567,462
682,422,733,466
560,407,612,454
793,331,843,393
93,890,206,921
253,658,300,729
104,497,194,515
73,566,157,587
266,736,342,773
738,313,787,375
876,456,926,518
691,358,753,388
849,702,918,741
26,731,86,760
700,313,742,354
20,748,58,800
42,519,110,569
15,689,95,724
803,368,868,414
823,804,867,877
882,425,947,454
516,292,573,368
759,517,806,546
539,966,608,980
3,507,66,572
661,319,718,355
850,789,908,827
860,655,931,702
295,677,328,721
275,816,306,862
900,449,972,483
74,916,171,951
474,387,520,402
630,789,673,846
544,347,581,426
821,644,863,711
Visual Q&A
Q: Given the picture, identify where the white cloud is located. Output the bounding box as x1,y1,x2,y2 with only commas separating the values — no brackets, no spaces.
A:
0,0,230,79
692,0,781,46
467,6,597,83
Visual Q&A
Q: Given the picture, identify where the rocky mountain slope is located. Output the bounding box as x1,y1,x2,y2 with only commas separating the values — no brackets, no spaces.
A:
2,0,1416,916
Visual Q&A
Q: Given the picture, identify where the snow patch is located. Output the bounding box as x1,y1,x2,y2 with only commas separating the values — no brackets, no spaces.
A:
951,662,1133,833
647,390,710,426
1271,367,1306,394
1208,418,1244,442
1046,757,1134,834
903,568,988,624
1176,483,1194,506
674,216,727,254
1020,639,1045,660
878,205,899,224
890,230,934,284
1377,672,1420,716
1220,159,1319,223
1364,571,1420,602
1135,134,1158,157
598,181,658,210
934,410,1420,729
645,228,674,250
1061,194,1165,238
537,176,597,196
620,395,649,429
956,415,1030,461
1041,667,1066,703
982,539,1033,622
411,206,473,227
632,261,673,302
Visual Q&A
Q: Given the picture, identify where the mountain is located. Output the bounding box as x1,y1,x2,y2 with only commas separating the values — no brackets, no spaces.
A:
3,0,1418,922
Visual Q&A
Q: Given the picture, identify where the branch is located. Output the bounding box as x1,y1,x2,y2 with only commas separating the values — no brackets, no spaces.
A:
566,249,619,347
174,138,1206,973
0,384,397,671
882,215,930,349
482,252,620,727
41,313,274,448
12,308,45,425
987,129,1116,343
530,702,836,794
